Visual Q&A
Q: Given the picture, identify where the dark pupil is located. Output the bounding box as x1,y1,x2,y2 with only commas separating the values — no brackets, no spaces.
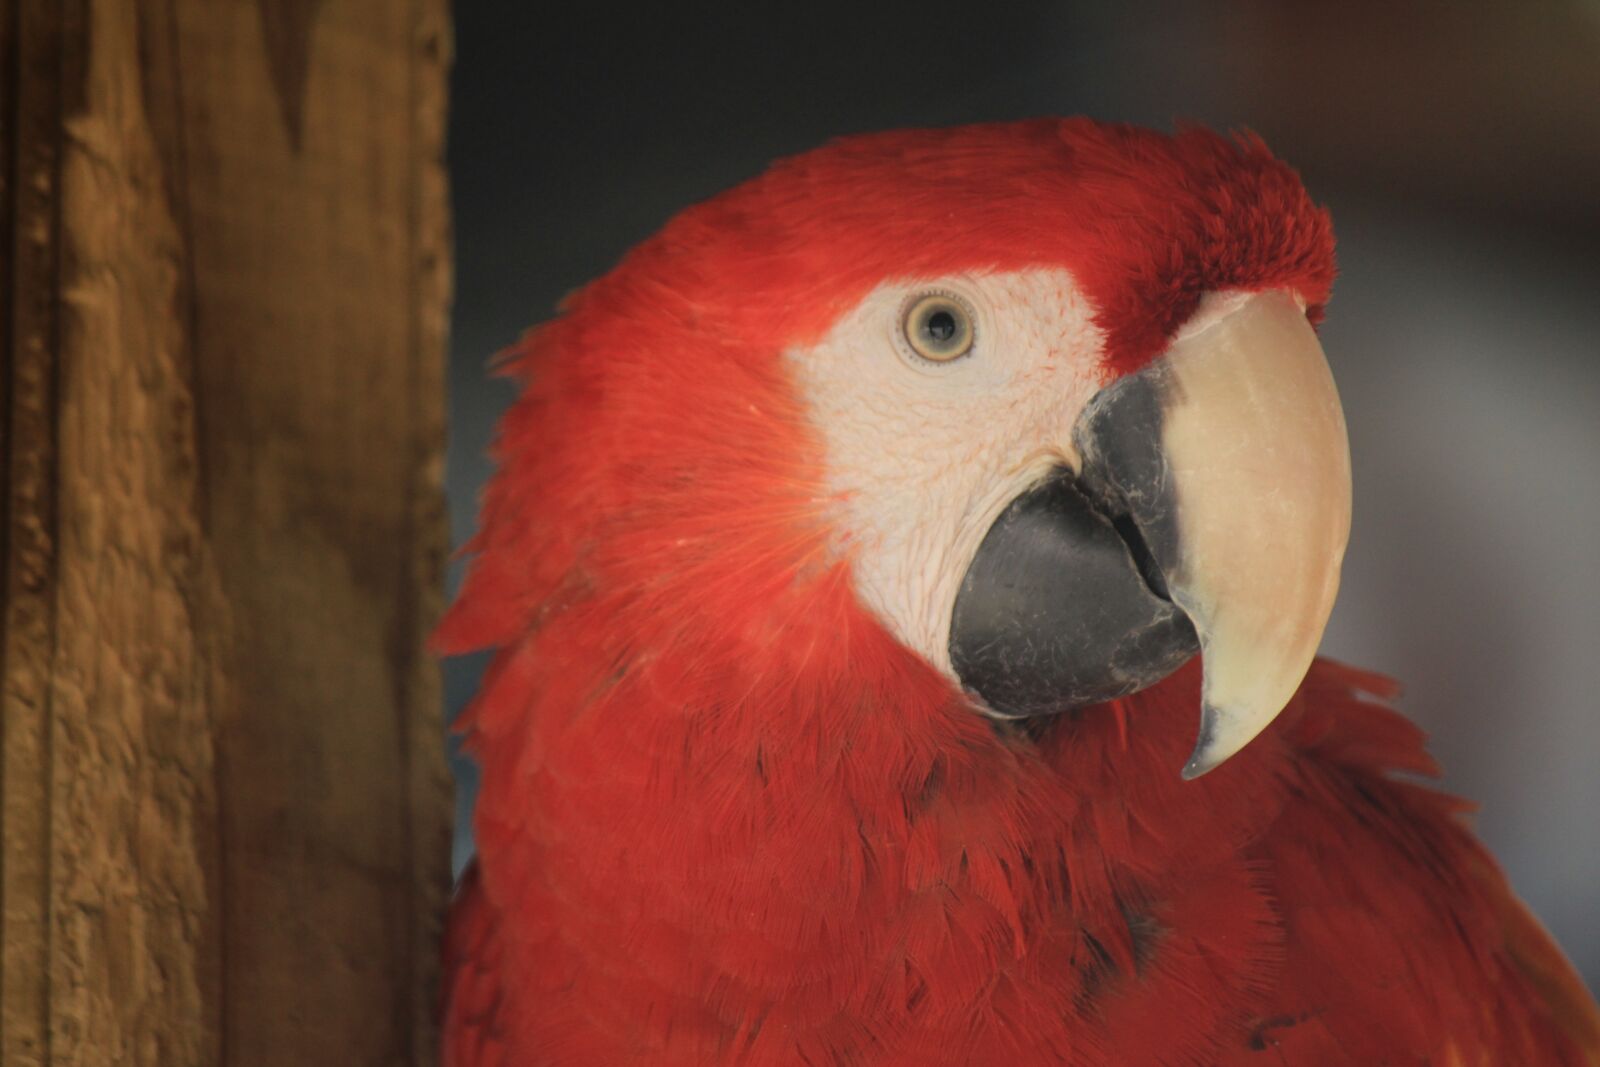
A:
925,309,958,344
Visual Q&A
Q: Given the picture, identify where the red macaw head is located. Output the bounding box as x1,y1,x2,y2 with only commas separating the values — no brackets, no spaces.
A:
441,118,1346,777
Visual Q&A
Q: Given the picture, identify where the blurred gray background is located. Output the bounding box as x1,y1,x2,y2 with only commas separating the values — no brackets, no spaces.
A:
446,1,1599,986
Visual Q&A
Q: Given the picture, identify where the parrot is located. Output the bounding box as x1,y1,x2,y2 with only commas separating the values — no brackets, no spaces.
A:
436,119,1600,1066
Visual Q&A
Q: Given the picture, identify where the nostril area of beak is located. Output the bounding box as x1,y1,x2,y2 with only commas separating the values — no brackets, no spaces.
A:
1169,290,1261,345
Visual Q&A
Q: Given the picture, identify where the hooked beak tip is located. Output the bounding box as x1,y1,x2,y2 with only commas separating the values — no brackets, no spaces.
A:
1178,703,1226,780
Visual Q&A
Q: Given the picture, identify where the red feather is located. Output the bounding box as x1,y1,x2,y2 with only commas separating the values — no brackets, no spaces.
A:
438,120,1598,1065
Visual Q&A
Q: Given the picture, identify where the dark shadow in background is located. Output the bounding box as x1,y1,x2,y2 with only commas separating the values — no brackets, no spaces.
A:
447,0,1600,985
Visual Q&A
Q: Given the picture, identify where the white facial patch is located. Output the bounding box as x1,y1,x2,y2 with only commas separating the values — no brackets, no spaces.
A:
786,269,1107,677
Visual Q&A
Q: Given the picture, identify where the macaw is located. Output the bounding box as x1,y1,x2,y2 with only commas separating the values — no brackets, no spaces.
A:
437,119,1600,1065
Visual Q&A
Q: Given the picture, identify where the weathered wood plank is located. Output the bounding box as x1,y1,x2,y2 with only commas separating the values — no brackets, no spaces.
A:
1,1,452,1063
2,3,79,1062
48,2,220,1059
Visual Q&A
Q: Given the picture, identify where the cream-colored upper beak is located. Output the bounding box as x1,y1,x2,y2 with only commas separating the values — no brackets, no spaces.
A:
1156,290,1352,777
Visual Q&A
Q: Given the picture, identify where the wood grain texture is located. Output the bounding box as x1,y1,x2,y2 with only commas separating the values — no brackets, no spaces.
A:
0,1,453,1063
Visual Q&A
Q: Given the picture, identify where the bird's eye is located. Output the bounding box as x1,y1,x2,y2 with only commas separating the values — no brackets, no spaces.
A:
902,293,975,363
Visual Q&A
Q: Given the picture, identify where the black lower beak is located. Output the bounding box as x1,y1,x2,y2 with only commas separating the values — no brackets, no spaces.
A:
948,467,1197,717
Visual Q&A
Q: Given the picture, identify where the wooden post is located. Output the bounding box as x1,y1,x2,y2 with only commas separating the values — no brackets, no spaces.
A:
1,2,453,1064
